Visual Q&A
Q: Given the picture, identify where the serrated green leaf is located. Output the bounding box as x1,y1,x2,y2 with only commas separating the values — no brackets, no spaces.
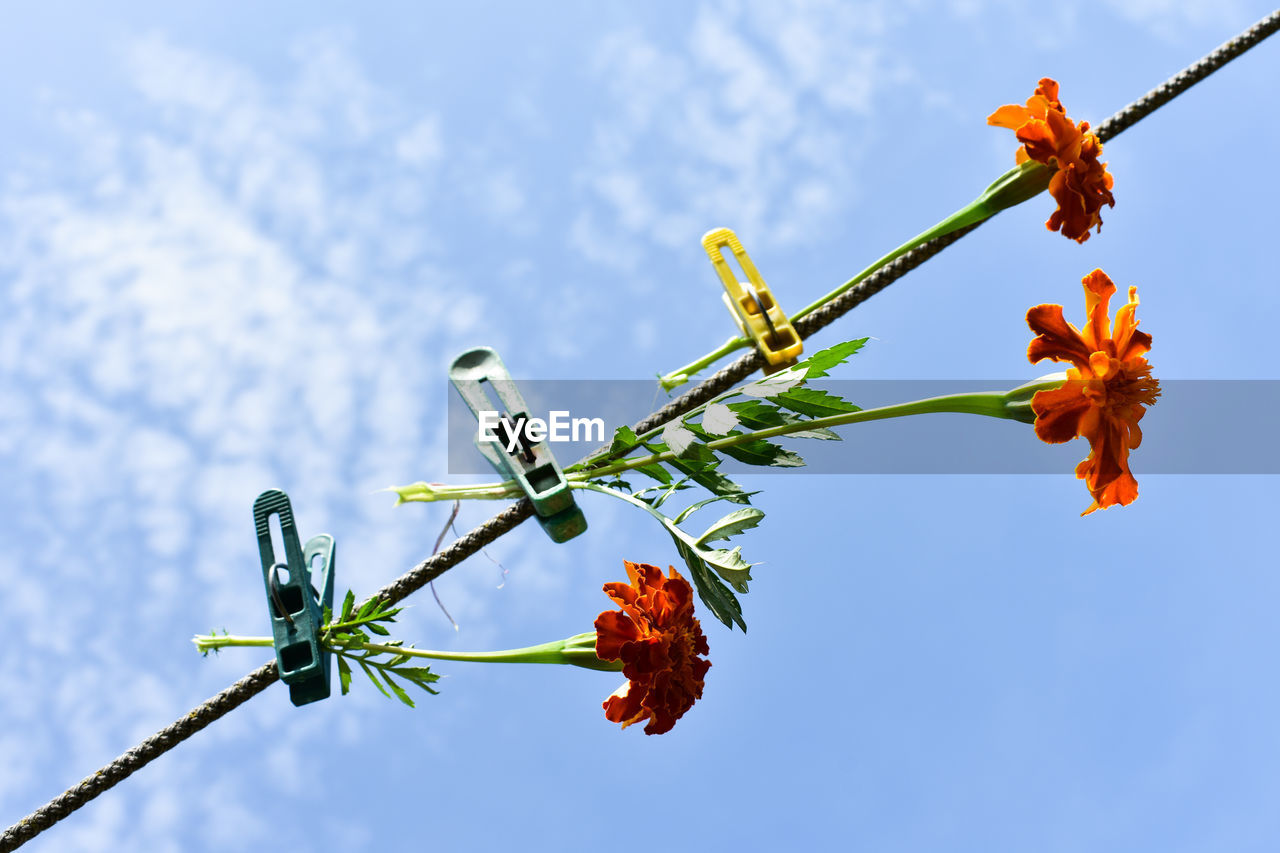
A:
609,425,639,455
381,671,416,708
717,436,805,468
770,387,860,418
699,546,753,591
672,493,748,525
397,667,442,694
727,399,839,439
386,654,411,667
337,656,352,695
671,461,751,503
662,421,699,457
726,399,785,422
356,599,377,620
634,480,690,501
797,338,868,378
675,540,746,632
359,660,392,699
651,442,751,503
697,507,765,545
632,463,672,484
701,403,740,436
642,476,690,510
340,589,356,621
367,621,391,636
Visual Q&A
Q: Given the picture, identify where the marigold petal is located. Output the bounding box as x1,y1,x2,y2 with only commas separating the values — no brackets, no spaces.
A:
619,635,672,673
602,580,640,610
1081,270,1117,351
1034,78,1062,109
602,681,647,730
988,103,1033,129
1127,415,1144,450
1016,118,1062,166
1072,414,1142,516
1031,383,1093,444
1026,304,1092,368
1111,286,1152,360
594,610,643,660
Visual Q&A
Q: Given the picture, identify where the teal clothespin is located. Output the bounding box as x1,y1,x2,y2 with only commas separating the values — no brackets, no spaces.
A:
449,346,587,543
253,489,336,706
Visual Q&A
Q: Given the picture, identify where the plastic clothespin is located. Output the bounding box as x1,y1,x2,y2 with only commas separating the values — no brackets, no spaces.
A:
702,227,803,372
253,489,336,707
449,346,587,543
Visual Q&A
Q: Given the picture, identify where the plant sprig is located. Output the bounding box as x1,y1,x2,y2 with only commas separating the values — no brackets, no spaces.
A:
324,591,441,706
193,592,621,708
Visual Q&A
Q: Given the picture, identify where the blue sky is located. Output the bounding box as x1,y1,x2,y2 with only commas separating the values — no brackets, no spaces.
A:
2,2,1279,851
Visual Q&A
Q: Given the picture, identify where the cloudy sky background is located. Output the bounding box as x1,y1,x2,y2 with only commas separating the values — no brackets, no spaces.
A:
3,2,1279,850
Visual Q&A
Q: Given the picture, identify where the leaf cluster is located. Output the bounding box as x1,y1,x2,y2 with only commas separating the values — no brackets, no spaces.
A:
583,339,868,631
324,590,441,708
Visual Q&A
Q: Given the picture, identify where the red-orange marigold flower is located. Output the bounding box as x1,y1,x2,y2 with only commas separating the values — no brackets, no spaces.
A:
594,561,710,735
989,78,1115,243
1026,269,1161,515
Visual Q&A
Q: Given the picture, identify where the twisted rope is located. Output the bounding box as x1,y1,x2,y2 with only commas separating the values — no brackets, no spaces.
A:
5,11,1278,850
1094,9,1280,143
0,506,532,852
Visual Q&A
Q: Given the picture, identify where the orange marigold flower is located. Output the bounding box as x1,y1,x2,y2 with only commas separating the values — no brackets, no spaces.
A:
594,561,710,735
988,78,1115,243
1026,269,1161,515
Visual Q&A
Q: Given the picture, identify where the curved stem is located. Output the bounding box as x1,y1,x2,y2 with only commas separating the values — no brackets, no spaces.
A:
569,389,1025,483
391,479,524,504
396,380,1057,504
790,203,992,324
656,161,1051,388
659,335,751,391
194,632,623,672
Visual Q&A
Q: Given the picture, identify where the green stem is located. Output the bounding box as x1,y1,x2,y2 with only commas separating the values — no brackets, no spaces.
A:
653,206,990,392
194,631,623,672
659,335,751,391
569,388,1036,483
392,377,1060,503
790,204,991,324
575,481,680,527
391,479,523,504
193,634,275,652
655,160,1052,388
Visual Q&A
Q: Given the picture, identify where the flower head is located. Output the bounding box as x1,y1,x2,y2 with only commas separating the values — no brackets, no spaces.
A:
1026,269,1160,515
989,78,1115,243
594,561,710,735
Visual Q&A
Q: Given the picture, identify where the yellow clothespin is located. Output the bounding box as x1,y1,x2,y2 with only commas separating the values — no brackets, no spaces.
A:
701,227,803,372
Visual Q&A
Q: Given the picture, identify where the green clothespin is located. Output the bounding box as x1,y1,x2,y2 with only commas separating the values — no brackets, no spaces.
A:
449,347,587,543
253,489,336,706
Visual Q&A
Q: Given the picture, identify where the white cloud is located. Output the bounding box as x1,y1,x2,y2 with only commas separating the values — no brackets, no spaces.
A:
0,31,519,846
570,0,908,265
396,116,445,168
